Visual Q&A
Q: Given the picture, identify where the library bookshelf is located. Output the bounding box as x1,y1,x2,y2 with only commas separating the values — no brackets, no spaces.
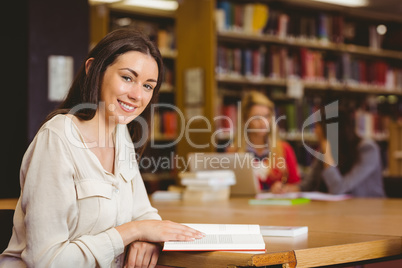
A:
90,0,402,181
174,0,402,173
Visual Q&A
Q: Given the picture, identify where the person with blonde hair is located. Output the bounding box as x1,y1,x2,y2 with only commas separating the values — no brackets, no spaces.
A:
227,90,301,192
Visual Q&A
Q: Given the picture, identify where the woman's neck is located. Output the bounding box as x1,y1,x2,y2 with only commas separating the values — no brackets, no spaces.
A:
79,111,116,148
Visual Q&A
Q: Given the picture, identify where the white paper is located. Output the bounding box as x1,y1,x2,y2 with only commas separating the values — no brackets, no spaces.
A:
48,55,74,102
287,76,304,99
260,226,308,237
185,68,204,105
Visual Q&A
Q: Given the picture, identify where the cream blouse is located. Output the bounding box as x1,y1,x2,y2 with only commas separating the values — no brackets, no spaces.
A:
0,114,161,268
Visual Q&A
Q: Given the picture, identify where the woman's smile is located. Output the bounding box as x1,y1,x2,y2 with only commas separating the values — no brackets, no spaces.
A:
117,99,137,112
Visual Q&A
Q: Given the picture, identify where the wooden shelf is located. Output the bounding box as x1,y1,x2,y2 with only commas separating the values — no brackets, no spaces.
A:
108,3,176,19
217,75,402,96
218,31,402,60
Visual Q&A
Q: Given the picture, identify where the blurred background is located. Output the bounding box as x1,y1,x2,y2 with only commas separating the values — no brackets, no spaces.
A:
2,0,402,198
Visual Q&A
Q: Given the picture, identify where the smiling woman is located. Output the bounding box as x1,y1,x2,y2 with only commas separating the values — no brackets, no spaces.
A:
0,29,204,268
92,50,159,125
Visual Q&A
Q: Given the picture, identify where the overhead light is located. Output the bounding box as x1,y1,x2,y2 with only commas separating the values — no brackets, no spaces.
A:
89,0,122,4
309,0,368,7
123,0,178,11
377,24,387,35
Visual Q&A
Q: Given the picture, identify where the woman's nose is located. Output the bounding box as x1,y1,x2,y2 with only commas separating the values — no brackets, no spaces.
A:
128,83,143,101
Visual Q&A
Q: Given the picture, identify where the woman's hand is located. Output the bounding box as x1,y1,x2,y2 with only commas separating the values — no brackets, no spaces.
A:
124,241,160,268
116,220,205,247
321,139,336,168
282,184,301,193
270,181,285,194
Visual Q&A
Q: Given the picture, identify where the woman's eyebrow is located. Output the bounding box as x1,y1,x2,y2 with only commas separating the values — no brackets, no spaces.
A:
119,68,138,77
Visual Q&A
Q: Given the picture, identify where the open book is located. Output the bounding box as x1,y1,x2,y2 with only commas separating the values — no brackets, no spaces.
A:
163,224,266,252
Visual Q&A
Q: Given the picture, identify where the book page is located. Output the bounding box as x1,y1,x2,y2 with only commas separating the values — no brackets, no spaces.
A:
182,224,261,234
163,224,265,251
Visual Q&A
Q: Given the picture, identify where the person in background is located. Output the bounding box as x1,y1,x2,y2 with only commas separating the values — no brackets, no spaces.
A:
227,90,301,193
282,105,386,197
0,29,204,268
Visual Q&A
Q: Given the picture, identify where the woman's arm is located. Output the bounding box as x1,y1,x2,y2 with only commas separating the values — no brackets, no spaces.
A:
322,140,381,195
20,129,123,267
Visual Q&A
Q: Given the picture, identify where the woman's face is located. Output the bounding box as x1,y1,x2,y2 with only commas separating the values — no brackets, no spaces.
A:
246,104,271,136
98,51,158,125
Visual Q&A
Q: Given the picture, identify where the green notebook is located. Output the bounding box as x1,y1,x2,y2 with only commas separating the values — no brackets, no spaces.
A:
248,198,311,206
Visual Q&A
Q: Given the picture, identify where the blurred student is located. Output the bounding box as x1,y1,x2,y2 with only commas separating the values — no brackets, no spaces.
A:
282,106,385,197
0,29,204,268
227,91,301,192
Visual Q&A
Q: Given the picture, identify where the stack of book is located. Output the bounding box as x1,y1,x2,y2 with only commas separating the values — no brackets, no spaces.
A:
179,170,236,201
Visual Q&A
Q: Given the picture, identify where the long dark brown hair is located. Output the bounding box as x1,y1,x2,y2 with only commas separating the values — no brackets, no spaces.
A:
44,28,163,156
319,105,361,175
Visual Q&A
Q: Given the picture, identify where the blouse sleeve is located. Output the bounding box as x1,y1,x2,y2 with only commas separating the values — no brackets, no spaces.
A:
131,172,162,222
322,140,380,195
282,142,301,184
19,128,124,268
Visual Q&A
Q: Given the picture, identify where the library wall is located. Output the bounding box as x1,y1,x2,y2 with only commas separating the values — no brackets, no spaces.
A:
0,0,89,198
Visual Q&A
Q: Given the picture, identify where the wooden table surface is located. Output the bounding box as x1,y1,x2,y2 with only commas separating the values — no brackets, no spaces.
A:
151,197,402,268
2,197,401,267
0,198,18,210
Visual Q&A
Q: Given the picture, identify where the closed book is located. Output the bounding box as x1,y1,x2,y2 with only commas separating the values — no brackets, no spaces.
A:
260,226,308,237
252,3,269,34
179,170,235,179
217,1,233,30
181,176,235,186
182,187,230,201
243,4,254,33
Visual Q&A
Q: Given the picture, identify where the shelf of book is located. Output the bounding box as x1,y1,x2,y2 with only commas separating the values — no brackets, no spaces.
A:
217,75,402,96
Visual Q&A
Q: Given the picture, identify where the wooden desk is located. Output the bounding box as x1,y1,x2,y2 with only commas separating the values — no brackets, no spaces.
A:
152,198,402,268
1,198,401,267
0,198,18,210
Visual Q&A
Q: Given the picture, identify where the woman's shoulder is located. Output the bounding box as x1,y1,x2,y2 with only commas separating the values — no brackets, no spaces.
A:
359,138,379,151
358,138,381,160
37,114,77,141
41,114,69,130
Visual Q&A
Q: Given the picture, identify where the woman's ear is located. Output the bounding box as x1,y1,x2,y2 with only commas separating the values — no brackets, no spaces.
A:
85,58,94,74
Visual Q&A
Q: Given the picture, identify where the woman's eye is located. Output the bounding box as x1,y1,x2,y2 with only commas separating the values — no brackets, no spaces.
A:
144,84,154,91
122,76,132,82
